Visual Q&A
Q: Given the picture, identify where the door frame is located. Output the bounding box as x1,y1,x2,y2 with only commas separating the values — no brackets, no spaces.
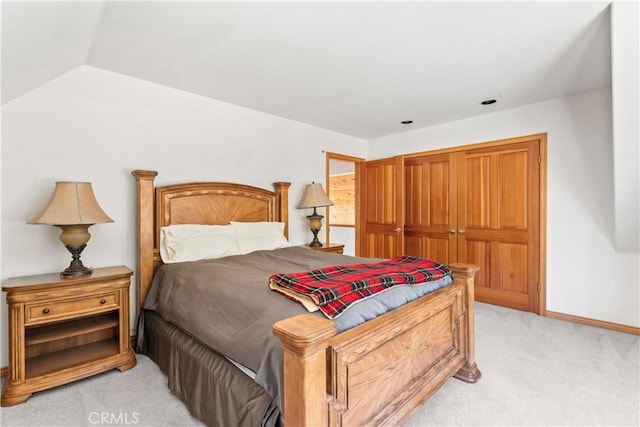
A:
324,152,365,252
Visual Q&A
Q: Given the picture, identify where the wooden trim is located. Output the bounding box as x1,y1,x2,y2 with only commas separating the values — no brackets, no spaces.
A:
1,366,7,381
395,155,406,255
546,311,640,336
401,133,548,159
355,161,362,255
538,135,548,315
274,182,291,239
132,170,158,313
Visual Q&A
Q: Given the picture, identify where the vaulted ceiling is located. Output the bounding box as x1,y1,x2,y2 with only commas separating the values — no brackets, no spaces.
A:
2,1,612,139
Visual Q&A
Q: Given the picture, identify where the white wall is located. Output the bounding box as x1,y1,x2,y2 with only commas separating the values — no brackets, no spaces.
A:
329,227,356,257
0,65,367,366
611,1,640,252
368,87,639,329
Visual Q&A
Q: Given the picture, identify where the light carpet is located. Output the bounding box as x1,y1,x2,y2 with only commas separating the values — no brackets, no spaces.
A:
1,302,638,426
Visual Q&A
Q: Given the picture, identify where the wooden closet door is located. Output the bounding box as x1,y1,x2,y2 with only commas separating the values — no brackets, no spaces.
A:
359,157,404,258
458,140,540,312
404,153,458,264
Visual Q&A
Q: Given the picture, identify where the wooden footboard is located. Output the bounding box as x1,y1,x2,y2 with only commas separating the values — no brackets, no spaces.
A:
273,264,479,427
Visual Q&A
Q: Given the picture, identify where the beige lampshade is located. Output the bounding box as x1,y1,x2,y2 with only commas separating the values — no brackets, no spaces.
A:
28,182,113,225
298,183,334,209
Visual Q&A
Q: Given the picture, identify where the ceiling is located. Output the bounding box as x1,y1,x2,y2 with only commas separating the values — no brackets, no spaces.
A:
1,1,612,139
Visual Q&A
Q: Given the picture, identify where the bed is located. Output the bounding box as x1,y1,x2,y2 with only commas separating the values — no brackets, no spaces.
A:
132,169,480,427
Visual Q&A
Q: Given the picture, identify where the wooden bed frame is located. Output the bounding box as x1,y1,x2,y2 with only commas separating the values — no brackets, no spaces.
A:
133,169,480,427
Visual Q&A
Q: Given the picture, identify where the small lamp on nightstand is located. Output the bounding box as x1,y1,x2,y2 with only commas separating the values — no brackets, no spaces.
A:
28,182,113,278
298,182,334,247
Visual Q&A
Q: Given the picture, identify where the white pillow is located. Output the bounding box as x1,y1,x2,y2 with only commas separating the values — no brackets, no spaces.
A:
160,224,242,263
230,221,291,254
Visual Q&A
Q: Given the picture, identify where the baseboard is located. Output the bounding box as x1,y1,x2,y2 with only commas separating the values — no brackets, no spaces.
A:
546,311,640,335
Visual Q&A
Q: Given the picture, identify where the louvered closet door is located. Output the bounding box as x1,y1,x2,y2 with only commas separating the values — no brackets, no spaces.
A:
359,157,404,258
404,153,458,264
458,140,540,312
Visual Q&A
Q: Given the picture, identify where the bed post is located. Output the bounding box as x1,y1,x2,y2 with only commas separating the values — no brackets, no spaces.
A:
449,263,481,383
273,182,291,238
273,314,337,427
132,170,158,311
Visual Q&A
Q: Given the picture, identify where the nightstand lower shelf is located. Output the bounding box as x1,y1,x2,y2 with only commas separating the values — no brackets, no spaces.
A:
2,346,135,407
26,339,120,379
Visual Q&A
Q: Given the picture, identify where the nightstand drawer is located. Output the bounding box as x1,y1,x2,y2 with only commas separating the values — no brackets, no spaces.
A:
25,292,119,325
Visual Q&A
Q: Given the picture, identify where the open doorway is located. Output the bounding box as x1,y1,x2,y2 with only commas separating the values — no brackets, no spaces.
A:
325,152,364,256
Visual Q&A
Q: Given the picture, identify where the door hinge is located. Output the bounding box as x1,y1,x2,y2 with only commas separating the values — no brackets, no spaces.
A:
537,153,541,164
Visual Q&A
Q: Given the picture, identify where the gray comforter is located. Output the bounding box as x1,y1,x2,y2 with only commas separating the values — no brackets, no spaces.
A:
143,246,452,413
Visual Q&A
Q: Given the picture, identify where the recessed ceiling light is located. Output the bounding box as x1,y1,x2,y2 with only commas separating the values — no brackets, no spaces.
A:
401,120,413,124
481,99,497,105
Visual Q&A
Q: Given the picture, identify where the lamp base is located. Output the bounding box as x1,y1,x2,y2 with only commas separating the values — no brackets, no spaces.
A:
60,266,93,278
60,244,93,278
307,211,324,248
309,238,323,248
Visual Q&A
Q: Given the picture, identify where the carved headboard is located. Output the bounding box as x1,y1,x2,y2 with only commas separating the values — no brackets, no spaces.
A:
132,170,291,309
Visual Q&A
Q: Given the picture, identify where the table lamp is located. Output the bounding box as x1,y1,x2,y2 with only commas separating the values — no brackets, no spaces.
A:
28,181,113,278
298,182,334,247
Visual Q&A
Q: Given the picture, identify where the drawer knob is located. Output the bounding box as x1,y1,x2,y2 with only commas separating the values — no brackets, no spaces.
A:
42,308,50,314
100,299,106,305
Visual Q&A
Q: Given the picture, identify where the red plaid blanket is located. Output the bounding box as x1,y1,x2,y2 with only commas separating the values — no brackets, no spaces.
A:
268,256,451,319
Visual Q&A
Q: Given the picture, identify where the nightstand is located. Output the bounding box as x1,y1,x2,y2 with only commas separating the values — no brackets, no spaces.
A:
1,266,136,406
305,243,345,254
